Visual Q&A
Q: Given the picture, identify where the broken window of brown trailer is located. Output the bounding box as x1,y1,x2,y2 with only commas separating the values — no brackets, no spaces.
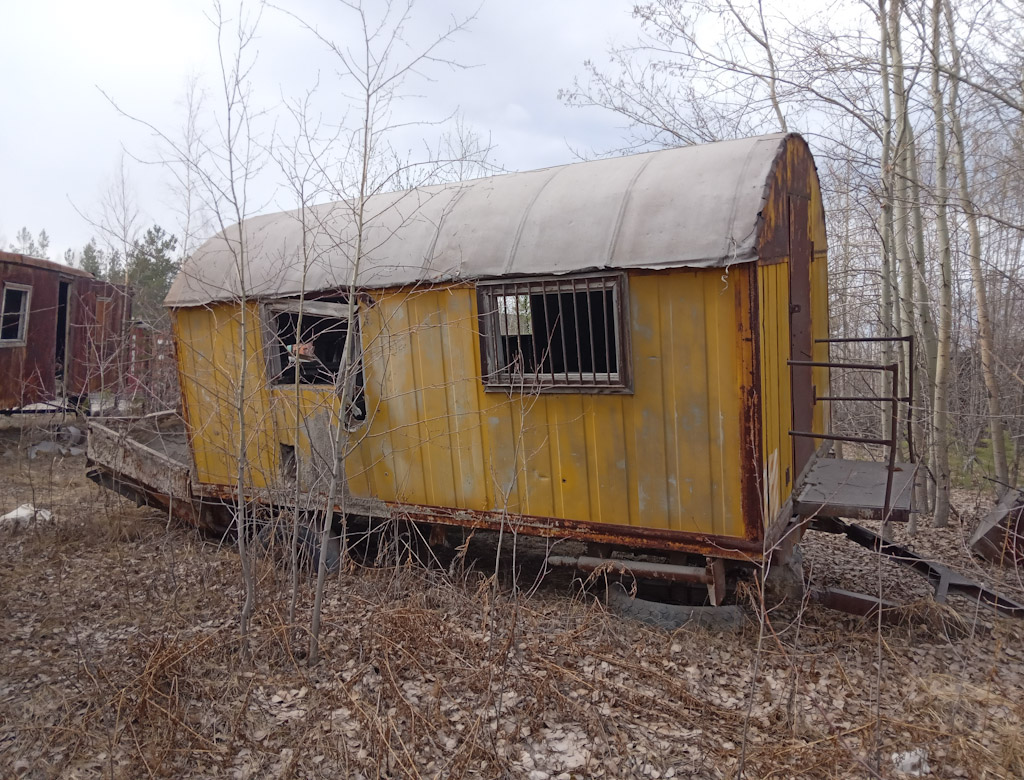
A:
0,284,31,346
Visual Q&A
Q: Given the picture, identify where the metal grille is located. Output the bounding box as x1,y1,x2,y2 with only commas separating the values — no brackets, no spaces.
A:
478,274,630,392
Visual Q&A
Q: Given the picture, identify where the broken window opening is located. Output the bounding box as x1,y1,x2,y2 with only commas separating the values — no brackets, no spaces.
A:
0,284,31,346
267,299,367,423
479,274,630,393
55,281,70,379
279,443,297,482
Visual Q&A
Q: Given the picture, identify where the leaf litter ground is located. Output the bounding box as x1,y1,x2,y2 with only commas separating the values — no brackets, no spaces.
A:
1,428,1023,779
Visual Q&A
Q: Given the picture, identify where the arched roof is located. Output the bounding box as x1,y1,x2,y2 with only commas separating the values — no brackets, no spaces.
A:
166,132,797,307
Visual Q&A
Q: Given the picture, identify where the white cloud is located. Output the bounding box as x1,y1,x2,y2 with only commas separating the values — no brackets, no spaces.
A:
0,0,640,261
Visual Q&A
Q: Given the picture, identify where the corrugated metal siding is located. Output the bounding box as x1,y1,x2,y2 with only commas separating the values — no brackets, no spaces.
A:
175,268,752,540
811,252,830,436
173,302,276,488
0,257,130,408
0,259,59,408
757,260,795,523
756,140,829,523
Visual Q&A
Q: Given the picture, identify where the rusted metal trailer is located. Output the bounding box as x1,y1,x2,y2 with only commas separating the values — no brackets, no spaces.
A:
0,251,130,411
87,133,930,604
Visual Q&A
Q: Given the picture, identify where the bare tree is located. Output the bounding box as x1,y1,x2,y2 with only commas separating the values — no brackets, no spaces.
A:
270,0,475,665
942,0,1010,494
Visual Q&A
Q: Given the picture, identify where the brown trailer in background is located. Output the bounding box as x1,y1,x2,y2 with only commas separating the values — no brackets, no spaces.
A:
0,251,130,412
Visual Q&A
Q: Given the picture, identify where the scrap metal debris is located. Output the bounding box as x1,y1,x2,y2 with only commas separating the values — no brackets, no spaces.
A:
813,515,1024,618
0,504,54,531
969,488,1024,568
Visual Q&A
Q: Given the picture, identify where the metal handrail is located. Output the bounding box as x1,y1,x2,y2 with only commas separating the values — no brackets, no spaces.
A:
814,335,915,462
789,334,915,524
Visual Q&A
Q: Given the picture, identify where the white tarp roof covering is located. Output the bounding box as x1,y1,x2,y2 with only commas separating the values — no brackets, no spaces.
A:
166,133,791,307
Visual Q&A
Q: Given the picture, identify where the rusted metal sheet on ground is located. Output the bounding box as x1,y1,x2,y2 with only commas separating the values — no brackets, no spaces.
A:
970,489,1024,567
88,419,192,505
813,515,1024,618
812,588,912,625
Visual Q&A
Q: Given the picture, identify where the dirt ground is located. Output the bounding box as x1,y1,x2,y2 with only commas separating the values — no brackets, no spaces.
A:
1,423,1023,779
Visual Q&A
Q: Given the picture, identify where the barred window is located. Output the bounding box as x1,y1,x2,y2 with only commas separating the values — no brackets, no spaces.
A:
478,274,631,393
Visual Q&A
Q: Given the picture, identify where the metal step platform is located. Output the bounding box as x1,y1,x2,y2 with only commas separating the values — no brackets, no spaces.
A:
795,457,916,523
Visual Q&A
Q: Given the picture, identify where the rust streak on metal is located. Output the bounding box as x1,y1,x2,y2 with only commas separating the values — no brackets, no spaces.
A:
192,481,770,561
739,263,765,542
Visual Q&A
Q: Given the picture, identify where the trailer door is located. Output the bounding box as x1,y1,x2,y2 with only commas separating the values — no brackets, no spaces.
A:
788,194,814,481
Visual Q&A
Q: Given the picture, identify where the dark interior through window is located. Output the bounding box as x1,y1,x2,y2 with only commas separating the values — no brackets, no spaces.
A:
273,311,349,385
55,282,69,376
271,307,366,420
497,288,616,376
1,287,27,342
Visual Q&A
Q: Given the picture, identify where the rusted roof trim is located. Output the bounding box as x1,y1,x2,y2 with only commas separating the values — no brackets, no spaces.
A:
0,251,94,279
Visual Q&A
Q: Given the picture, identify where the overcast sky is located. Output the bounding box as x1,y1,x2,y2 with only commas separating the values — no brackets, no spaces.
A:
0,0,639,263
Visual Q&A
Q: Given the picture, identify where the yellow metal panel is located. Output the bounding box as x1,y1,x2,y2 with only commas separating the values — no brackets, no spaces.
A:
629,276,671,526
360,297,400,500
758,261,794,518
177,269,753,540
522,396,556,518
811,252,830,437
439,290,487,508
587,395,630,524
704,270,744,536
545,394,593,521
172,308,209,480
375,295,430,504
406,293,458,506
177,304,231,485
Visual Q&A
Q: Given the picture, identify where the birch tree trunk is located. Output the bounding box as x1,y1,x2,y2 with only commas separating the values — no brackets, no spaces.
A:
878,0,898,443
887,5,915,408
929,0,954,527
943,0,1010,495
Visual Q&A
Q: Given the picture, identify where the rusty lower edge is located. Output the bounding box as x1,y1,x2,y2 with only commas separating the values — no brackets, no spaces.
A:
189,481,772,563
546,555,714,583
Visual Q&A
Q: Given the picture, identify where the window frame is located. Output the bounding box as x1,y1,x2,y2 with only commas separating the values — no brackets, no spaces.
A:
0,283,32,347
263,298,360,388
477,272,633,394
262,296,368,428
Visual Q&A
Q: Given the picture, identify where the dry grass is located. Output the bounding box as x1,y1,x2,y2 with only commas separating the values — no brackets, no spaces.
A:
2,426,1024,778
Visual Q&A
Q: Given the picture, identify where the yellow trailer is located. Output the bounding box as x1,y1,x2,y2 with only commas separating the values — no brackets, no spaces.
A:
161,133,838,593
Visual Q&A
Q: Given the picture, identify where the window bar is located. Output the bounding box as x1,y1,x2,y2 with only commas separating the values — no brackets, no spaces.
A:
507,283,517,379
519,284,529,379
490,286,499,380
539,280,558,386
554,280,570,387
603,281,614,380
583,276,597,384
496,283,507,379
569,278,583,383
